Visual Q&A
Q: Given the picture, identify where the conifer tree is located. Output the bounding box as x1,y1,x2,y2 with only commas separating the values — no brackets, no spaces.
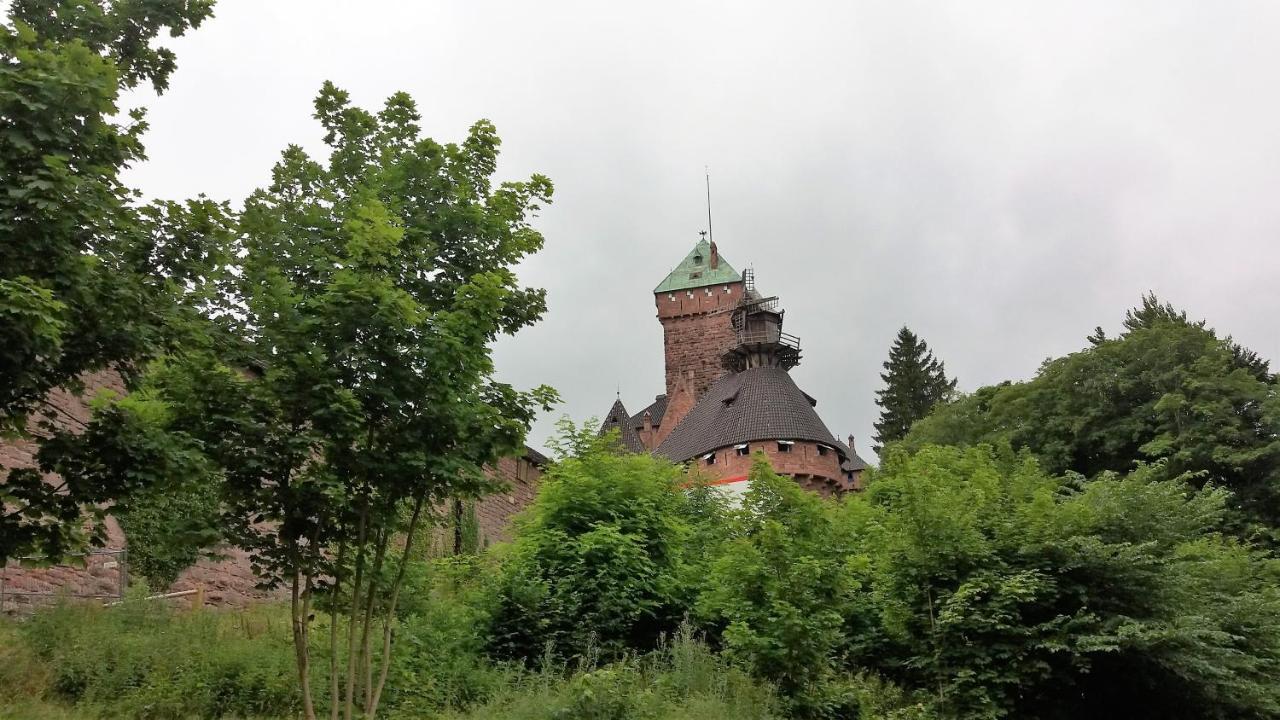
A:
873,327,956,450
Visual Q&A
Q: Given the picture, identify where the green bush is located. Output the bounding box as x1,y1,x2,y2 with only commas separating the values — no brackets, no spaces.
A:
488,423,695,663
380,555,513,715
696,457,871,717
851,444,1280,719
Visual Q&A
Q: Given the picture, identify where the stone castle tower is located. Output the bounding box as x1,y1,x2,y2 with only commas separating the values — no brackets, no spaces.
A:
602,238,868,494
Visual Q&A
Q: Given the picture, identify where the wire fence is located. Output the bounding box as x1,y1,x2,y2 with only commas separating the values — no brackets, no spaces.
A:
0,549,128,615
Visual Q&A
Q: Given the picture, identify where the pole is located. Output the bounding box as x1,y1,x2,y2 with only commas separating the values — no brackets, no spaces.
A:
705,167,714,244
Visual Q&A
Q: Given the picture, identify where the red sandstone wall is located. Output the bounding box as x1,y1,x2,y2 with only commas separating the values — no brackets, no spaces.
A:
2,371,545,612
655,281,742,401
0,370,285,612
696,440,854,495
474,455,543,546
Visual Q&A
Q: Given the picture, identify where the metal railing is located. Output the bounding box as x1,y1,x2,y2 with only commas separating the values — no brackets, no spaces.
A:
734,328,801,350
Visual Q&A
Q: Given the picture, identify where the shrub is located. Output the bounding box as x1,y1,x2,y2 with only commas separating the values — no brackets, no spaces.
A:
488,422,694,663
696,457,871,718
852,444,1280,719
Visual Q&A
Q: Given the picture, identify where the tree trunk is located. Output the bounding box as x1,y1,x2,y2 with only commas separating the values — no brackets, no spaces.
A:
368,492,427,719
291,571,317,720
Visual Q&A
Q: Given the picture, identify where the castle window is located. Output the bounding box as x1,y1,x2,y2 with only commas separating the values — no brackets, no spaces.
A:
693,254,703,265
817,445,829,456
724,286,732,293
704,452,716,466
735,444,749,456
777,440,794,453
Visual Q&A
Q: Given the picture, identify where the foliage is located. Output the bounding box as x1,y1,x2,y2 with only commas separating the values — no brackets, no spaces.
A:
115,474,221,591
441,625,781,720
489,421,691,663
852,444,1280,719
873,327,956,450
89,83,558,719
2,391,214,563
904,295,1280,541
380,555,510,714
0,0,223,564
697,458,869,716
12,598,299,720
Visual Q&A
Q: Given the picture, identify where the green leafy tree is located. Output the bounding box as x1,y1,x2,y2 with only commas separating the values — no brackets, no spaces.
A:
697,458,870,717
905,296,1280,540
90,85,556,720
852,445,1280,719
0,0,222,564
873,327,956,451
490,420,692,663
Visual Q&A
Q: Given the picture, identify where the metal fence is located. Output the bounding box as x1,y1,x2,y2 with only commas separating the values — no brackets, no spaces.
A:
0,549,128,614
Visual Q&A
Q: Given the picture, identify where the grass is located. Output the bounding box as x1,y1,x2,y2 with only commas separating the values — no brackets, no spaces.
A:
0,597,782,720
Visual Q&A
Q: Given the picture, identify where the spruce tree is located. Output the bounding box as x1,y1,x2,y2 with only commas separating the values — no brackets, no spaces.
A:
873,326,956,450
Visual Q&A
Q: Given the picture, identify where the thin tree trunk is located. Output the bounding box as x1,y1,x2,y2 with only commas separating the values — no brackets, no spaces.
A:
453,498,464,555
329,540,346,720
292,570,317,720
343,497,369,720
368,492,426,719
360,527,390,710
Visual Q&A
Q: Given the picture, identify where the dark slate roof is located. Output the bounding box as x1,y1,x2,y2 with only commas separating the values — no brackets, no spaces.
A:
842,452,869,472
523,445,550,467
630,394,668,429
655,367,842,463
600,398,646,453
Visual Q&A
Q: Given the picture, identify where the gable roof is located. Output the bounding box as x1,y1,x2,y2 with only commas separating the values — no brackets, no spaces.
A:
600,398,646,453
653,239,741,293
655,367,841,463
629,394,668,429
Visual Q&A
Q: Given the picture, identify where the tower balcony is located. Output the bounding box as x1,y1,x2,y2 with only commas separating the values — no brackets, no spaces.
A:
722,328,801,371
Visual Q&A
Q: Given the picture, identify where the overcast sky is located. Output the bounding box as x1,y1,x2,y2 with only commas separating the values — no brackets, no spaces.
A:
122,1,1280,458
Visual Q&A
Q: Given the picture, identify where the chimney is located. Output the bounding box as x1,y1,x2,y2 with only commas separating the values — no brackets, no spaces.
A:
643,410,652,432
847,434,856,453
709,241,719,269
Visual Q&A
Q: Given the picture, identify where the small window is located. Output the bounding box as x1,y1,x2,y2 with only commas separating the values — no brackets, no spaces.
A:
777,441,793,453
736,444,749,457
693,254,703,265
704,452,716,466
817,445,829,457
689,271,702,280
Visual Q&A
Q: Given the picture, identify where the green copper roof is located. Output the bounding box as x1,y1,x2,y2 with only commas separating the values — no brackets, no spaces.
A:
653,239,741,293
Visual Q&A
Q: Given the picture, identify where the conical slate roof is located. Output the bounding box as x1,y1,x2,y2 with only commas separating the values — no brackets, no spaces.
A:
653,239,740,293
600,398,646,453
655,367,841,463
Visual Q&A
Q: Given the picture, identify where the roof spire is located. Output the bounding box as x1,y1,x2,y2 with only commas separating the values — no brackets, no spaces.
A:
704,166,714,246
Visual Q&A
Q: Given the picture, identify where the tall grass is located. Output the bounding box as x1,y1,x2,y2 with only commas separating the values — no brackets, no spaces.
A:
4,596,298,720
435,625,782,720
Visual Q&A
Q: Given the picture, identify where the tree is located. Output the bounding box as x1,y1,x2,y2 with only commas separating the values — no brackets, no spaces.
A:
90,85,557,719
489,420,692,663
852,444,1280,719
905,296,1280,541
873,327,956,450
697,457,870,717
0,1,221,564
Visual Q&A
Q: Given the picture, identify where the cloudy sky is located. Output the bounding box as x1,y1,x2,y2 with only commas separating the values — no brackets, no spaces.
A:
123,1,1280,457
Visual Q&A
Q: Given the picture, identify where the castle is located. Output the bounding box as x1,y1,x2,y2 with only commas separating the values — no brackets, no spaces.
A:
2,237,867,612
600,237,868,495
